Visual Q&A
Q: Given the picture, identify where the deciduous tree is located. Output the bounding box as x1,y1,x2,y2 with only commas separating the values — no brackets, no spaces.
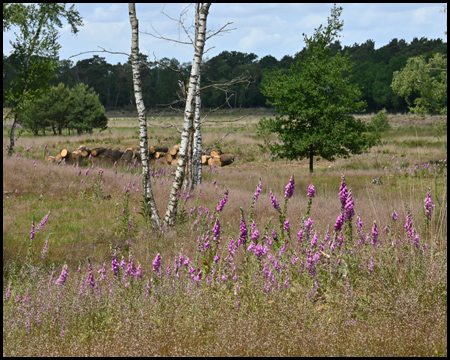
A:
258,4,377,173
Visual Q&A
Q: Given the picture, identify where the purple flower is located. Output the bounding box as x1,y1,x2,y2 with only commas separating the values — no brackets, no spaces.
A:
424,189,435,220
284,174,295,199
339,175,348,208
297,229,304,243
251,229,260,242
371,221,379,246
283,220,290,231
367,259,374,275
98,263,107,282
305,218,313,231
270,191,279,211
152,253,161,274
278,244,286,257
111,254,120,278
55,265,69,286
307,184,316,198
344,190,355,221
334,213,344,232
238,215,248,246
212,218,221,239
310,232,318,248
254,179,262,203
216,189,229,212
391,211,398,221
41,239,49,259
37,211,51,231
214,253,220,265
87,262,96,288
404,212,415,242
5,284,12,301
30,219,35,242
253,243,269,260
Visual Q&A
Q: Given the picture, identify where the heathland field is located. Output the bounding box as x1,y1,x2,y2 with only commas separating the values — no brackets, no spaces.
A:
3,110,447,356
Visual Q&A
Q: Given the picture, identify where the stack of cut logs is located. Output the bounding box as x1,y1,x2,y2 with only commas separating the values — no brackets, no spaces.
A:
47,144,234,167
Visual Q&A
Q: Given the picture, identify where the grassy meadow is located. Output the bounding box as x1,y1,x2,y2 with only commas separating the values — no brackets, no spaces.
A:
3,110,447,356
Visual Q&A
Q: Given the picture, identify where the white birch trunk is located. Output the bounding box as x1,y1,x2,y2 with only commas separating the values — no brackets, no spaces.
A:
163,3,211,227
129,3,161,228
191,70,202,190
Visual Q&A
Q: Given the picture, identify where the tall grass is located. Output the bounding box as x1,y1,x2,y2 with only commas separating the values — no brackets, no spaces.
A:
3,113,447,356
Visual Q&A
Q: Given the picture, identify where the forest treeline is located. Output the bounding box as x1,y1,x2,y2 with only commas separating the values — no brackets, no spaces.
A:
3,36,447,114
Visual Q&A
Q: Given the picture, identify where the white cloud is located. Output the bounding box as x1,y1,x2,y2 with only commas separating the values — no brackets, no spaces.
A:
238,28,283,52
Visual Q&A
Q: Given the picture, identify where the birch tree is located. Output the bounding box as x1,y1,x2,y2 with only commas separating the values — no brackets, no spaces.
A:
163,3,211,227
129,3,161,228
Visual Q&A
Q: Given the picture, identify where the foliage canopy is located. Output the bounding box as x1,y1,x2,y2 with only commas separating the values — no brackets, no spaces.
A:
258,5,379,173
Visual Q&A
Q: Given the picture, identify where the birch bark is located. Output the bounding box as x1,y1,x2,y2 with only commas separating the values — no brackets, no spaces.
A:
191,70,203,190
129,3,161,228
163,3,211,227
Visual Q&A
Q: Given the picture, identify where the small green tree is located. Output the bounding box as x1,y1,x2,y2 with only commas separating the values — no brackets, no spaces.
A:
67,83,108,134
258,5,378,173
368,108,391,134
391,52,447,116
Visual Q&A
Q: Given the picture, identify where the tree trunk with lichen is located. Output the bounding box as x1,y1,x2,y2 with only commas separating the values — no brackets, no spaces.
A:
163,3,211,227
129,3,161,228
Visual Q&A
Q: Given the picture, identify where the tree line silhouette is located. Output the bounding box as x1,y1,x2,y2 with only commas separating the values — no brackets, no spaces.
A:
3,36,446,114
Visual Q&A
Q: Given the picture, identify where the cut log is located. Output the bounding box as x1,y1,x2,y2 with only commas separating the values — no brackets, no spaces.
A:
171,159,178,166
210,149,223,157
80,149,90,157
91,147,108,157
149,145,156,155
169,147,178,156
218,154,234,166
208,157,222,167
155,146,169,153
45,155,55,163
76,145,87,151
55,154,63,163
60,149,70,158
165,153,174,163
201,155,211,165
120,149,134,162
155,152,166,159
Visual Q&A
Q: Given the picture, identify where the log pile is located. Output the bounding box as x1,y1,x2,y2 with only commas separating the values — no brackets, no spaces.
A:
50,144,234,167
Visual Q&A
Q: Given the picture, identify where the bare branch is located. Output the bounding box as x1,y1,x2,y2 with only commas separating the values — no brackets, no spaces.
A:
205,22,236,41
69,46,129,59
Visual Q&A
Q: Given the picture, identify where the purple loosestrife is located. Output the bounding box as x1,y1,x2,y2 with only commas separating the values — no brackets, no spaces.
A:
284,174,295,199
270,190,279,211
153,253,161,275
424,188,435,220
55,265,69,286
216,189,229,212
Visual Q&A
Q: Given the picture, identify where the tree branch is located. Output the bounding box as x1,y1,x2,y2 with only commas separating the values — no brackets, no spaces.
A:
69,46,129,59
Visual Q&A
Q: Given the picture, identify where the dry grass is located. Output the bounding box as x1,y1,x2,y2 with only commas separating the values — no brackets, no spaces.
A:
3,112,447,356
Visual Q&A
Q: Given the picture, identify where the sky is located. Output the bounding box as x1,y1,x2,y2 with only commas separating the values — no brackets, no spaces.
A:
3,3,447,65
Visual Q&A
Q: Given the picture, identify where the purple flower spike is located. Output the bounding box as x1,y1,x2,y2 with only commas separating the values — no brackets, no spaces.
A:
55,265,69,286
283,220,290,231
424,189,435,220
334,213,344,232
344,190,355,221
307,185,316,198
371,221,379,246
153,253,161,274
269,191,279,211
339,174,348,208
284,174,295,199
391,211,398,221
254,179,262,203
238,215,248,246
216,189,229,212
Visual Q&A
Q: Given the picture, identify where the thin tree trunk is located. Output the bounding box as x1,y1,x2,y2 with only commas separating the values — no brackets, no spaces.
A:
129,3,161,228
191,70,202,190
7,115,19,157
163,3,211,227
309,145,314,174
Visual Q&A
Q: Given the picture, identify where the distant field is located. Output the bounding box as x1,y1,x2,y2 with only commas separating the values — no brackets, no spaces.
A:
3,110,447,356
